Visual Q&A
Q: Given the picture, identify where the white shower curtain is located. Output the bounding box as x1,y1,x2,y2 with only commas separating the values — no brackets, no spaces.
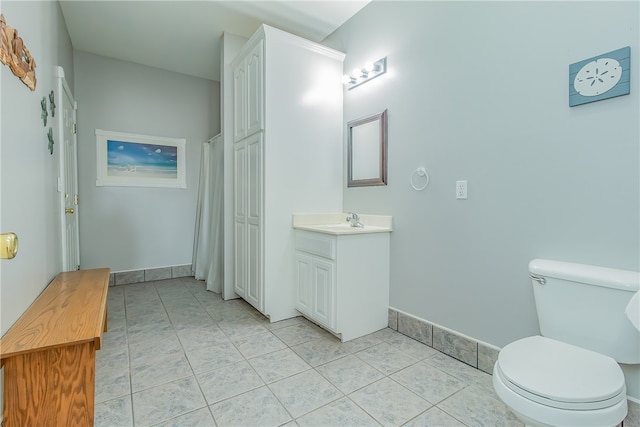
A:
192,134,223,293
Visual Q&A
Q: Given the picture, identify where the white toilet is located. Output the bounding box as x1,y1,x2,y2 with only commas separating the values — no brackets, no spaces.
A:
493,259,640,427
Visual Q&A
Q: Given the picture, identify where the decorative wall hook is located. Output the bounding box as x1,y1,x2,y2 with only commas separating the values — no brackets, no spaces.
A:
47,127,54,155
40,96,47,126
49,90,56,117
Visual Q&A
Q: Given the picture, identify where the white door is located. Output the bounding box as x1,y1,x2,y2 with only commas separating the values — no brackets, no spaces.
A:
233,133,263,310
245,39,263,136
58,67,80,271
233,141,247,297
245,133,262,310
233,62,246,142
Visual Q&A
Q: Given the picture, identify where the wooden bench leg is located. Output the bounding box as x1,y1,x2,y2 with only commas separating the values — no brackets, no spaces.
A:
3,342,96,426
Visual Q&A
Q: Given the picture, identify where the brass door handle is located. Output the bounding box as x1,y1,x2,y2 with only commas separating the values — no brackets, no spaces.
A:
65,208,75,214
1,232,18,259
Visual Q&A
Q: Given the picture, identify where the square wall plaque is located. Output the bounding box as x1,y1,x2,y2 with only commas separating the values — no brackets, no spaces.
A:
569,46,630,107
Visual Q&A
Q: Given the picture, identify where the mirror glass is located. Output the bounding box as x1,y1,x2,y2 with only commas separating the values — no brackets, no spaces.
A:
347,110,387,187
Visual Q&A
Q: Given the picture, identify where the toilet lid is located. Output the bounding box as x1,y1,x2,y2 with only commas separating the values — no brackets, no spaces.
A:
498,336,625,408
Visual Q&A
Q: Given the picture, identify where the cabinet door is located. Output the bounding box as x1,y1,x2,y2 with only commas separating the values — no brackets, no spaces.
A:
295,252,312,315
312,258,335,329
246,134,262,309
234,134,263,310
246,222,261,310
233,62,246,142
246,134,262,224
246,40,264,137
233,142,247,297
234,142,246,219
234,222,246,297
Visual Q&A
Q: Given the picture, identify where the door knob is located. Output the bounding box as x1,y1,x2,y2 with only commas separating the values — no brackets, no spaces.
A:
65,208,75,214
1,232,18,259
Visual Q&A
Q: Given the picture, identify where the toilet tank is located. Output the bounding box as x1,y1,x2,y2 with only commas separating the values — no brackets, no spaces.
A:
529,259,640,364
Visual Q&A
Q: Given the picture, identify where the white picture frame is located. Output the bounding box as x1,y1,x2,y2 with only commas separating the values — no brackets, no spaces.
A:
95,129,186,189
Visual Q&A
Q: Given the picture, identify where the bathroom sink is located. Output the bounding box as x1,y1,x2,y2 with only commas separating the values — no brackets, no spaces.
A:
302,223,389,235
292,213,392,235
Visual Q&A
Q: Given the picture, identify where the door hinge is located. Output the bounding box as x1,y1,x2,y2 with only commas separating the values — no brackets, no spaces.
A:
73,194,79,205
72,123,77,134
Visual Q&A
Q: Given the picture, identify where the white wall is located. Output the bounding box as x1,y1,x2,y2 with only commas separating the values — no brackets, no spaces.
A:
74,52,219,272
0,0,74,416
325,1,639,397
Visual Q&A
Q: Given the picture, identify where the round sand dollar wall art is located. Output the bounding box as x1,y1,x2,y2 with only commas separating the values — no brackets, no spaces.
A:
574,58,622,97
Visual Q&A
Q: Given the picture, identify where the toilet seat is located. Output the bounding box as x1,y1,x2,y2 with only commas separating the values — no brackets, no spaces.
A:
496,336,626,410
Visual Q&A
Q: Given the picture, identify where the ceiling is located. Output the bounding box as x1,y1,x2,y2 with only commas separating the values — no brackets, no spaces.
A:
59,1,370,82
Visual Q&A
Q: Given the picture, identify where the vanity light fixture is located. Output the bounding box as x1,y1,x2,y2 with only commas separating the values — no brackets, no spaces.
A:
342,57,387,90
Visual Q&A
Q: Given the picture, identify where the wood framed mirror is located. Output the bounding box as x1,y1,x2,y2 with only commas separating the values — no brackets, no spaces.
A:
347,109,387,187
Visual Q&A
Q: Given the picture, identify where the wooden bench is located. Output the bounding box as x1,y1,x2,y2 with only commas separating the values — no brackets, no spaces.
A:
0,268,110,426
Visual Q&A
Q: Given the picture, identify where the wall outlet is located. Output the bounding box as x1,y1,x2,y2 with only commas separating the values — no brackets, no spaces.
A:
456,180,467,199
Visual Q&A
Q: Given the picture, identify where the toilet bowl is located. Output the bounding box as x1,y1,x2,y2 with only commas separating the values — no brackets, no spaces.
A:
492,259,640,427
493,336,627,427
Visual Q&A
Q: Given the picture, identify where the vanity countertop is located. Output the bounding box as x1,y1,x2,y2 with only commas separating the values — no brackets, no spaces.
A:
292,213,392,235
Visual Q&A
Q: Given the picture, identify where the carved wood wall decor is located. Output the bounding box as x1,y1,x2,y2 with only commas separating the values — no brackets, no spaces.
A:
0,14,37,91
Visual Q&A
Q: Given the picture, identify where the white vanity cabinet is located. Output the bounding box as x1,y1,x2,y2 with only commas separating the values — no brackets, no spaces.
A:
294,229,391,341
231,25,345,322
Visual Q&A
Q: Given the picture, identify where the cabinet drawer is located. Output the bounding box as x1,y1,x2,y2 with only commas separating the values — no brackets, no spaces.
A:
295,231,336,260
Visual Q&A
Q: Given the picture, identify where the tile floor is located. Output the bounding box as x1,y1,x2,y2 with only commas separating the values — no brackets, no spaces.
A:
96,277,525,426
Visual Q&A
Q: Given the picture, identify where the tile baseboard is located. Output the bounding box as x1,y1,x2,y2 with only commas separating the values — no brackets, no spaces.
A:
109,264,192,286
100,278,639,425
388,307,499,375
387,307,640,425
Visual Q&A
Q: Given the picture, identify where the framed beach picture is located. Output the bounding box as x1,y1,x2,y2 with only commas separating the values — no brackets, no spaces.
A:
95,129,187,188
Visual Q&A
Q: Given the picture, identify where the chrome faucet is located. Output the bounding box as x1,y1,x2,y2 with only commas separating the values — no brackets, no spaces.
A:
346,212,364,228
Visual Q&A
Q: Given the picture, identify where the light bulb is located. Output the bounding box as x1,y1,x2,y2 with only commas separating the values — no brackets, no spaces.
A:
341,57,387,89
